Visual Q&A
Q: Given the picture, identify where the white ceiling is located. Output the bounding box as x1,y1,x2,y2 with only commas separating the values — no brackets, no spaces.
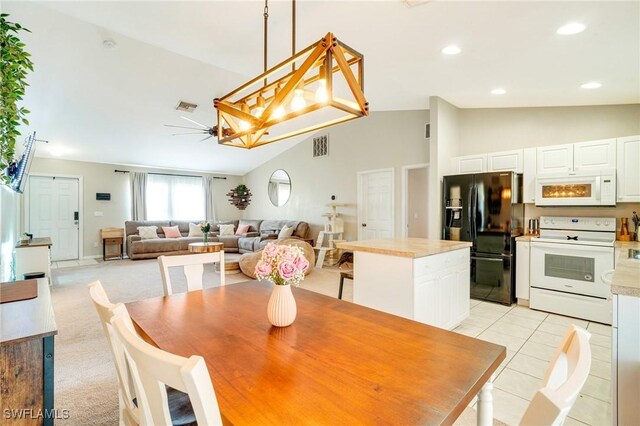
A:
5,1,639,174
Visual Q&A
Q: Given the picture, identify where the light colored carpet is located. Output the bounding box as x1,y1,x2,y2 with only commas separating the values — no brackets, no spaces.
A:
50,258,349,425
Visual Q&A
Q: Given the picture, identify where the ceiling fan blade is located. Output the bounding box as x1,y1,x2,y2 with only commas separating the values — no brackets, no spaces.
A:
172,132,207,136
164,124,206,131
199,135,213,142
181,116,209,129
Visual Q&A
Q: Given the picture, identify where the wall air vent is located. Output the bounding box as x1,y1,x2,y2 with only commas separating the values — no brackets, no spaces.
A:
425,123,430,140
175,101,198,112
312,134,329,158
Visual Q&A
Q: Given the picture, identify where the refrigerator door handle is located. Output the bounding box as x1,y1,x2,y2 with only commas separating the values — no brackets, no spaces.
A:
471,185,478,242
468,184,474,240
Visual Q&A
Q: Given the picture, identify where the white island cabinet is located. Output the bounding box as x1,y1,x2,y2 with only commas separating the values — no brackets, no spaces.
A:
336,238,471,330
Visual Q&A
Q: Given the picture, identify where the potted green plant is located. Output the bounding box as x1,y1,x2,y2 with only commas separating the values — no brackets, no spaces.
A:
236,184,248,195
1,14,33,183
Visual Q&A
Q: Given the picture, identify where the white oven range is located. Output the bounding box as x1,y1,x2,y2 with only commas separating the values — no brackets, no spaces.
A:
530,216,615,324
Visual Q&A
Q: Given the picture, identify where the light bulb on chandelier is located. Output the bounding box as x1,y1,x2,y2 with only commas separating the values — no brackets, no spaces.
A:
239,103,252,131
315,79,329,103
291,82,307,111
253,94,266,118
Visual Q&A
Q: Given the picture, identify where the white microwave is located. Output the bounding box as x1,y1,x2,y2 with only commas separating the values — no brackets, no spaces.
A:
535,170,616,206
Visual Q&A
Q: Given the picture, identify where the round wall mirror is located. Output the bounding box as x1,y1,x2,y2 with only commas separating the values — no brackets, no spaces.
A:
268,169,291,207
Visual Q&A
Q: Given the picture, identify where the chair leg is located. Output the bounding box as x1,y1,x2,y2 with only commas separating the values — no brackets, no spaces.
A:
338,276,344,300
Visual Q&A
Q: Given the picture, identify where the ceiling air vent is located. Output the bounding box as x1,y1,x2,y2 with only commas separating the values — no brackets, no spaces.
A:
312,134,329,158
175,101,198,113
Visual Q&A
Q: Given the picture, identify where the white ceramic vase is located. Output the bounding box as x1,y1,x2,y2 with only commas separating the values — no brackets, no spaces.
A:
267,284,297,327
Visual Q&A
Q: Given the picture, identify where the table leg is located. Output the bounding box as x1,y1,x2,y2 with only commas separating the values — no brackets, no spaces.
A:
477,373,495,426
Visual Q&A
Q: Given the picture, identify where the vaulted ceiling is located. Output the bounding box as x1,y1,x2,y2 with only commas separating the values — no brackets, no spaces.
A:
5,1,639,174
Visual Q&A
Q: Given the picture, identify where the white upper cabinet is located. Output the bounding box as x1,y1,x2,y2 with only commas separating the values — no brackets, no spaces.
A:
453,154,487,174
487,149,524,173
523,148,537,203
537,139,617,174
574,138,617,171
536,144,574,174
617,135,640,202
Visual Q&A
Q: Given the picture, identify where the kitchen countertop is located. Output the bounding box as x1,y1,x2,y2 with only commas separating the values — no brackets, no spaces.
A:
611,241,640,297
336,238,471,259
515,235,538,242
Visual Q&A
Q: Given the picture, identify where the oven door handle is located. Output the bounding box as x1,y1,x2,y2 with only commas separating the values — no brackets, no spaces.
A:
471,256,503,262
531,241,614,253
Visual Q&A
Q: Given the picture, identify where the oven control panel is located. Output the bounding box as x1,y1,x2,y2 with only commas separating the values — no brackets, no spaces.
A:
539,216,616,231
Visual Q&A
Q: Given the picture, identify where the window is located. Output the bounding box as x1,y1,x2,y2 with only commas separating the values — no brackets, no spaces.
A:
146,174,205,220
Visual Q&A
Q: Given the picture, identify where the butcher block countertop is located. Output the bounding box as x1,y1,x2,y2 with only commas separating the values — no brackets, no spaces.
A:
612,241,640,297
336,238,472,259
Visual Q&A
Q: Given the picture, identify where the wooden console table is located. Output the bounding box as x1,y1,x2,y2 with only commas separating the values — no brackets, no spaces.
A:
101,228,124,260
0,278,58,426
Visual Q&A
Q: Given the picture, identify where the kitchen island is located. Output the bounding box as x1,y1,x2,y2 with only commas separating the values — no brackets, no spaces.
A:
336,238,472,330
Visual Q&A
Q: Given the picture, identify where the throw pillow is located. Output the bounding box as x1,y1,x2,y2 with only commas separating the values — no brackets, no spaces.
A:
138,226,159,240
162,226,181,238
219,224,235,236
278,225,295,239
235,224,251,235
188,223,203,237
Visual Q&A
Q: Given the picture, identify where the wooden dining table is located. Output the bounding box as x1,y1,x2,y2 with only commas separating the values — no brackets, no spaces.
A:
126,281,506,425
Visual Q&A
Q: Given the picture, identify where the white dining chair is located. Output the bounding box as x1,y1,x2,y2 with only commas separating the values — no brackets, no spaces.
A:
110,309,223,426
520,324,592,425
158,252,225,296
89,281,201,426
88,281,139,426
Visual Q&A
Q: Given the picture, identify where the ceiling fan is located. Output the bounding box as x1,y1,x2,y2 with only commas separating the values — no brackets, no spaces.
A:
164,116,218,142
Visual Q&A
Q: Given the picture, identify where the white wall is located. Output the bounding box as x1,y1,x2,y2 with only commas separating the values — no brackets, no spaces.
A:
407,167,429,238
458,104,640,155
0,185,22,281
427,96,462,239
28,158,243,257
242,110,430,241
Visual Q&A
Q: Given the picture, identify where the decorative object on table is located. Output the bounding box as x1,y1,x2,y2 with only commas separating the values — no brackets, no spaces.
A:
632,211,639,242
619,218,631,241
19,232,30,245
0,14,34,183
255,242,310,327
227,184,252,210
239,238,315,279
199,222,211,244
213,0,368,149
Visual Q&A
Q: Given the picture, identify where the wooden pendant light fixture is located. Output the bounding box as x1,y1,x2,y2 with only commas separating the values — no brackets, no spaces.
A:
214,0,368,149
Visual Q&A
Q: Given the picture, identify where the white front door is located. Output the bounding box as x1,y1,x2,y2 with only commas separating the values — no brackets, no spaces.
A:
358,169,394,240
29,176,80,261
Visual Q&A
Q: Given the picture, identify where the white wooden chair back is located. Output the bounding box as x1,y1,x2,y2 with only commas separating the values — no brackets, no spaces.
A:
110,312,223,426
520,325,592,426
87,281,138,425
158,252,222,296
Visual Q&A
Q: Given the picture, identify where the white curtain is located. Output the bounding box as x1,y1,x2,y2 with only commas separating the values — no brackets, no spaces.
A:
203,176,217,223
146,174,205,220
130,172,147,220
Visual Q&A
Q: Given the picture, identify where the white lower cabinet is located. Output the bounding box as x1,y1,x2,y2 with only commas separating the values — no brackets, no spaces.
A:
612,294,640,425
515,240,530,301
353,248,470,330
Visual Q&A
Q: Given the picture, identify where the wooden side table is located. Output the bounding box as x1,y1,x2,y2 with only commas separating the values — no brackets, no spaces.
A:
101,228,124,261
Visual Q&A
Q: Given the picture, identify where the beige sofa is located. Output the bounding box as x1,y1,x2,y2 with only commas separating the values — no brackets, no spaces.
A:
125,219,309,260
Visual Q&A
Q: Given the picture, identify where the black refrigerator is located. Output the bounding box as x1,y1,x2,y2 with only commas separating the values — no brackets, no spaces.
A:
442,172,524,305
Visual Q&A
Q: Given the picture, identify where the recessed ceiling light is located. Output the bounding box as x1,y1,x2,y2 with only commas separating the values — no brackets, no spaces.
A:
102,39,117,49
441,45,461,55
557,22,586,35
580,82,602,89
491,88,506,95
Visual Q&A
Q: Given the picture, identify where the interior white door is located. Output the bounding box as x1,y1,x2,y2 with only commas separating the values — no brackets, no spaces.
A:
29,176,79,261
358,169,394,240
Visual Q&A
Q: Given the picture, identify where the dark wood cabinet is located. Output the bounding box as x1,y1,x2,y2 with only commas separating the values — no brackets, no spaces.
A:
1,279,58,426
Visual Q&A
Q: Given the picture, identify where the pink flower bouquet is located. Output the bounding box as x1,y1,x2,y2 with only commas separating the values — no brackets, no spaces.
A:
255,243,309,286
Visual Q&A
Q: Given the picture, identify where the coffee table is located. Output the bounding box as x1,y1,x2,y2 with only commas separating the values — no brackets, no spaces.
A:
188,242,223,253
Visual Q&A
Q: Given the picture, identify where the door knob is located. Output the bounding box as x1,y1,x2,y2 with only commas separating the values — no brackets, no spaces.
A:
361,223,367,227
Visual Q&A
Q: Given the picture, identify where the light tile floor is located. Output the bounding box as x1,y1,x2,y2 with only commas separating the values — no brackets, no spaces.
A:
50,258,99,269
454,300,611,426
